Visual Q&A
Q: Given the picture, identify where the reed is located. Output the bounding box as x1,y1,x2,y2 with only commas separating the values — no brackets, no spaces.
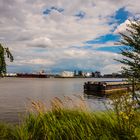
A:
1,94,140,140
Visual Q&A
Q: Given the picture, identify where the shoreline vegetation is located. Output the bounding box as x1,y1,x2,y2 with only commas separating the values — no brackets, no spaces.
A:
1,94,140,140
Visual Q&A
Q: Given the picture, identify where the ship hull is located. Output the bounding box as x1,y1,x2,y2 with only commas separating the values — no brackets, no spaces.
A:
16,74,48,78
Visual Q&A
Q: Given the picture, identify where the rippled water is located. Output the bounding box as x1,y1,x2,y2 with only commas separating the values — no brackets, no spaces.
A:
0,77,122,123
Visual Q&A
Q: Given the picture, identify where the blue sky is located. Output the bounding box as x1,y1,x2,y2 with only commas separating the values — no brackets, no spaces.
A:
0,0,139,74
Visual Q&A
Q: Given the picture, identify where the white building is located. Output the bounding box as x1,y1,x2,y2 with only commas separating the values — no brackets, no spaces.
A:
85,72,92,77
61,71,74,77
6,73,17,77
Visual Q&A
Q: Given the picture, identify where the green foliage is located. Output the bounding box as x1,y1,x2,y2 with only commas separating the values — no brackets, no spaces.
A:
116,19,140,80
0,110,118,140
109,93,138,139
1,95,140,140
116,19,140,100
0,123,15,140
0,43,13,75
0,107,139,139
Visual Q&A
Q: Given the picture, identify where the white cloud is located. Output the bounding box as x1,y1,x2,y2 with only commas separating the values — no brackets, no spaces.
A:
28,37,53,48
114,19,130,34
101,64,123,74
20,58,55,65
7,46,123,74
0,0,140,73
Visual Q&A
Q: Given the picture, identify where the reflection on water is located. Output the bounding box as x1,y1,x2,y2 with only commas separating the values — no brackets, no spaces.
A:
0,77,122,123
83,93,109,111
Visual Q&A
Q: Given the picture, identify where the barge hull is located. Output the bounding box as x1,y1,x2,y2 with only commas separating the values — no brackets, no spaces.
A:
84,81,132,95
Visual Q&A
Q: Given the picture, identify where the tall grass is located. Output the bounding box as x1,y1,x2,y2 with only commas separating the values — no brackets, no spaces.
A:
1,94,140,140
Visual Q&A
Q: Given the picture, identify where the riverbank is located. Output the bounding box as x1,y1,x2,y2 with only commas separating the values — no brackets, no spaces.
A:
1,94,140,140
0,109,140,140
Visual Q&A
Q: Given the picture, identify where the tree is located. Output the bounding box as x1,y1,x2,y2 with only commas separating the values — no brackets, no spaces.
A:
0,43,14,76
116,19,140,99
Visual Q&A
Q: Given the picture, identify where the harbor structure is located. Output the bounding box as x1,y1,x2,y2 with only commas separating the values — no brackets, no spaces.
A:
60,71,74,77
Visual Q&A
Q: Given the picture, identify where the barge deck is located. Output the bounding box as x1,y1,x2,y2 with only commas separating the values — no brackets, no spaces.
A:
84,81,131,95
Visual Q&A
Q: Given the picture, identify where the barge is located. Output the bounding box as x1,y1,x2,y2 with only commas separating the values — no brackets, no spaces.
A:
84,81,132,95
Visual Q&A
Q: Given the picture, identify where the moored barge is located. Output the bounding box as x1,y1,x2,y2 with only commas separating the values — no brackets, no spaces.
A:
84,81,131,95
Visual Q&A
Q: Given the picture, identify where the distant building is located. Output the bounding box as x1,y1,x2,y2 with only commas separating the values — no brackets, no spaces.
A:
84,72,92,77
103,73,124,78
103,74,112,78
91,72,95,77
6,73,17,77
38,70,46,75
94,71,101,78
74,70,77,76
60,71,74,77
78,70,83,76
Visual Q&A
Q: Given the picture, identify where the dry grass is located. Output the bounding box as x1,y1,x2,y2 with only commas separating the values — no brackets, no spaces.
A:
1,94,140,140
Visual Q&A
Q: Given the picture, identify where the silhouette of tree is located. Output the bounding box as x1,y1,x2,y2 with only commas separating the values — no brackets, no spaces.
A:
0,43,14,76
116,19,140,99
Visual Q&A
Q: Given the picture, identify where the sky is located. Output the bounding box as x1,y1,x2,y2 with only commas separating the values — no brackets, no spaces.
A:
0,0,140,74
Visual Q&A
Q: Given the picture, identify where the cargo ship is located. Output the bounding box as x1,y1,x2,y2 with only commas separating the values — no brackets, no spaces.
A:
16,73,48,78
84,81,132,95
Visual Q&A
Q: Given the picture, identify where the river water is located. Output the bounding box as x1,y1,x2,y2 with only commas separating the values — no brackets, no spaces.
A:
0,77,122,123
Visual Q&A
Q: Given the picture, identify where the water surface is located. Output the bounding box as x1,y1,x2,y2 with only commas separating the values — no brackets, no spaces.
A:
0,77,122,123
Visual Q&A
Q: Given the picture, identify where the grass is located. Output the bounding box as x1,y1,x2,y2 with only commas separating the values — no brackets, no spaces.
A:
1,94,140,140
